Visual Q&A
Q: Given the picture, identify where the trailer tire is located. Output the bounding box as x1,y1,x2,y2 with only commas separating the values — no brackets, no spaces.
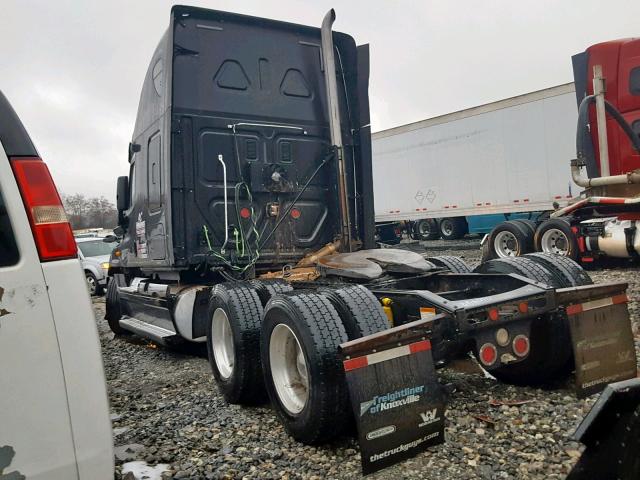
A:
376,223,402,245
480,237,495,263
413,219,440,241
439,217,467,240
512,219,537,236
426,255,472,273
473,256,560,287
319,285,390,339
481,312,574,385
207,283,265,405
248,279,293,306
261,292,349,444
487,221,533,258
524,253,593,287
534,218,579,260
105,275,128,335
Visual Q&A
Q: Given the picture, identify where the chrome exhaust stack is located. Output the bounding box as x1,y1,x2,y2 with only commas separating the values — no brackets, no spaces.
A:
321,9,352,251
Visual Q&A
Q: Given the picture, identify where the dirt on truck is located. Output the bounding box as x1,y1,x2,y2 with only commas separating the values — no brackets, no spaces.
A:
104,5,639,474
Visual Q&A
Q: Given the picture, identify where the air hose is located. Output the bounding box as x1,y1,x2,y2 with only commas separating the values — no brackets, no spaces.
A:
258,149,336,250
576,95,640,161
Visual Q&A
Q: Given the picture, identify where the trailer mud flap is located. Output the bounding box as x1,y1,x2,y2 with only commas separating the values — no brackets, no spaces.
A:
341,332,446,475
567,294,638,398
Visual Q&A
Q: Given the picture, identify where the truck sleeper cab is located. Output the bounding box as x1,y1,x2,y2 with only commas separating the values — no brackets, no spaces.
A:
106,6,637,463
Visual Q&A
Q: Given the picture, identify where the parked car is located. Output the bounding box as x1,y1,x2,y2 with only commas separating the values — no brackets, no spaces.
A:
0,90,113,479
76,236,116,295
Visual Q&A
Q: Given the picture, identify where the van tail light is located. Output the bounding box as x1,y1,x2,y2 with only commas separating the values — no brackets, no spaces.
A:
10,157,77,261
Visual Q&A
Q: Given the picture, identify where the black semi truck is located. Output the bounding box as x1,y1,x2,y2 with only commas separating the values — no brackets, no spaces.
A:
105,5,637,468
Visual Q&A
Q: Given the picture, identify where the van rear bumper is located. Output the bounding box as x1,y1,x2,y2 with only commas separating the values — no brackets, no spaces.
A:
42,259,114,479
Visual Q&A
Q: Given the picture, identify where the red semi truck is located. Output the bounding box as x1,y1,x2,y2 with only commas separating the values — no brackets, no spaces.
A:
485,38,640,263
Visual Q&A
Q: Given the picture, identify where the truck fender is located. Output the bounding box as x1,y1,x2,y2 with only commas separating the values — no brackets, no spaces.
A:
173,286,211,342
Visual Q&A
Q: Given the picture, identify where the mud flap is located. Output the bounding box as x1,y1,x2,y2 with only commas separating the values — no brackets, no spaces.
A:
568,378,640,479
340,317,447,475
567,294,638,398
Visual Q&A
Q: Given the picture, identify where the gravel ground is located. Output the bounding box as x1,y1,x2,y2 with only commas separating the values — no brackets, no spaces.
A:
97,238,640,480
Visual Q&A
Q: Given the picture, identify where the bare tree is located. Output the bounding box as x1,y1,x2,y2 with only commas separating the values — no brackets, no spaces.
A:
61,193,117,230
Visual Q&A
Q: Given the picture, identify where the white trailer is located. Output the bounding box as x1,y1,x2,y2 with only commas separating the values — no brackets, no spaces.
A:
372,83,579,240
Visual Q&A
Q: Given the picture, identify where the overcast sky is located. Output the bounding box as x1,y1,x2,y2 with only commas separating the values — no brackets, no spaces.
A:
2,0,639,202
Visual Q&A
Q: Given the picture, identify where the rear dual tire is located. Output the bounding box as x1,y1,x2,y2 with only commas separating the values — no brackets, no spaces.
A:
439,217,467,240
473,256,559,287
318,285,390,338
412,219,440,241
248,279,293,306
426,255,472,273
534,218,579,260
261,286,388,444
487,220,534,259
207,283,265,405
261,292,350,444
524,252,592,287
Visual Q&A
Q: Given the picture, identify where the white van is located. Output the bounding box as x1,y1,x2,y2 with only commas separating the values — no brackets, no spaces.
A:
0,91,113,479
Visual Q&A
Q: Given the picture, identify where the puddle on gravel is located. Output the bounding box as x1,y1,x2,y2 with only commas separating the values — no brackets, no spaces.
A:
122,461,169,479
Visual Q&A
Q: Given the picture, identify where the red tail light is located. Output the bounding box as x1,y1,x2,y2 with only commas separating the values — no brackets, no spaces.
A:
479,343,498,366
10,157,77,261
240,207,251,219
512,335,530,357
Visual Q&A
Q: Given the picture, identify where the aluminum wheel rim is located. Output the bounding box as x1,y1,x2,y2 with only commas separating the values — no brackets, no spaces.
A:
540,228,569,255
494,231,518,257
441,220,454,236
269,323,309,415
212,308,235,379
418,222,431,235
86,275,96,294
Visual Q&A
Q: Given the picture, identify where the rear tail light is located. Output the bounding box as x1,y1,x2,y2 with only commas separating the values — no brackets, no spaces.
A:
512,335,530,357
240,207,251,219
487,307,500,321
518,301,529,314
10,157,77,261
290,207,301,219
479,343,498,366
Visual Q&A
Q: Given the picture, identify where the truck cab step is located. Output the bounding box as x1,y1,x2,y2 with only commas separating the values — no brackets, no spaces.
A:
118,316,182,346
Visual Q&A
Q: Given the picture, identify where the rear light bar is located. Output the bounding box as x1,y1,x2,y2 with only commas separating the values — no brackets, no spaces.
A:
10,157,77,261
